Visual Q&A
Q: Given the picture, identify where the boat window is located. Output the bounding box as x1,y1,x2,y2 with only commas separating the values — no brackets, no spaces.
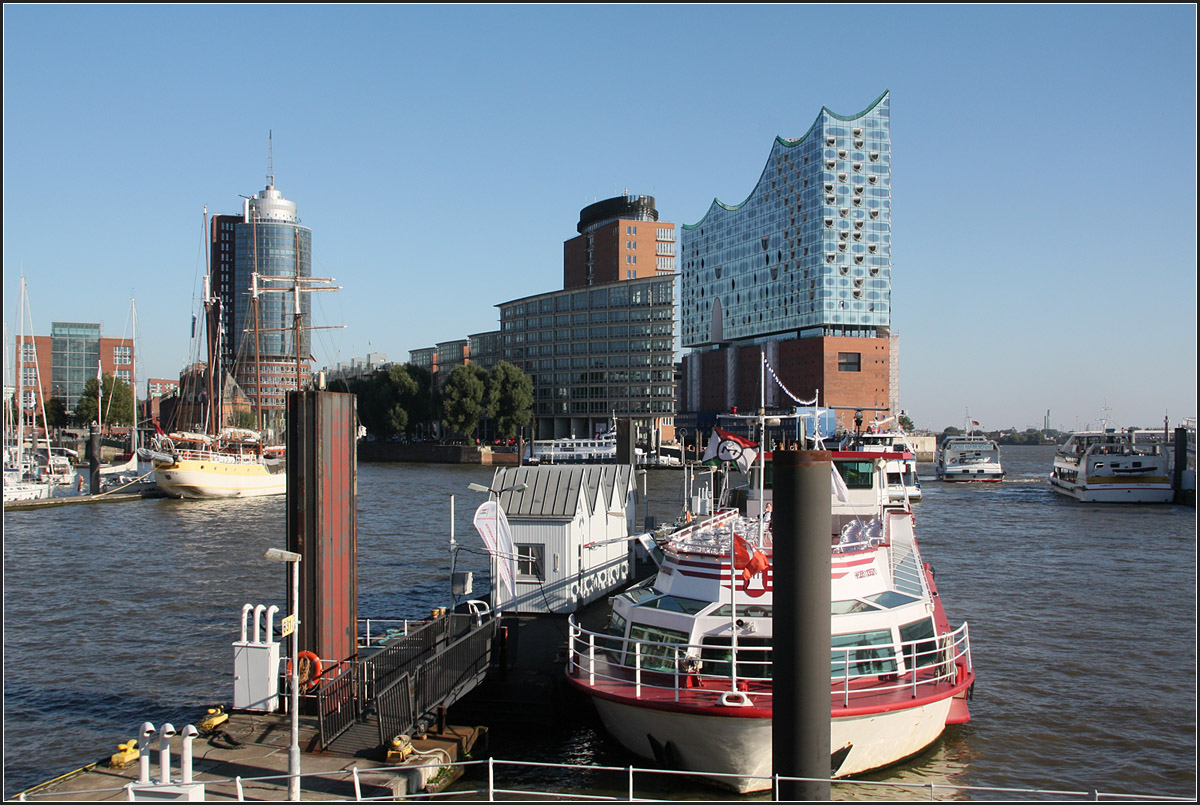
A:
886,472,902,485
620,585,661,605
865,591,919,609
605,611,628,639
700,635,773,679
899,618,938,668
835,460,875,489
831,629,897,678
831,599,881,615
640,595,710,615
711,604,772,618
627,624,690,671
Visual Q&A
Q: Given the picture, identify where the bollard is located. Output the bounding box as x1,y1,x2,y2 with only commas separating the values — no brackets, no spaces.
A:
87,424,101,495
772,449,832,800
138,723,156,785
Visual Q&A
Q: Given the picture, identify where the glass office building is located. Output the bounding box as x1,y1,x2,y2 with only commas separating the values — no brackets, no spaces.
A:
499,275,676,440
230,183,312,414
681,91,891,347
50,322,101,410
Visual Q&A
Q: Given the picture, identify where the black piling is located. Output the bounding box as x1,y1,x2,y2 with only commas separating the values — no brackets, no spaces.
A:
87,424,101,494
772,448,832,800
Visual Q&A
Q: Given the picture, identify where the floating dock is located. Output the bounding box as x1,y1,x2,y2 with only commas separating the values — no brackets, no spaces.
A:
14,709,485,801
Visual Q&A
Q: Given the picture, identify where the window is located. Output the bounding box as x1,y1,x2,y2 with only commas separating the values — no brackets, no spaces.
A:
831,629,897,678
515,544,544,580
838,352,861,372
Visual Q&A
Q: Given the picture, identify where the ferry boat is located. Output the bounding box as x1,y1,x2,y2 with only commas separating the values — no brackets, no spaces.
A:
1049,429,1172,503
935,434,1004,482
565,449,974,793
841,426,922,503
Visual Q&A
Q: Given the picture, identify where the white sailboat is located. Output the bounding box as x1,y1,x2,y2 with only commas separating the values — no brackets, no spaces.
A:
4,277,52,503
99,297,157,493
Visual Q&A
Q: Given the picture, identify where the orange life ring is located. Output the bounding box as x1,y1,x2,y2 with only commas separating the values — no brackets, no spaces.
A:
287,651,323,690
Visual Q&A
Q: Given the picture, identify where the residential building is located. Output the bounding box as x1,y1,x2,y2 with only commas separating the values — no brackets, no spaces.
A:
679,91,894,429
563,192,675,288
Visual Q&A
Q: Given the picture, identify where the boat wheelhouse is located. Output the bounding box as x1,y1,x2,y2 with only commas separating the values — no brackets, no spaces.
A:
565,449,974,793
1050,429,1172,503
841,430,922,502
935,434,1004,482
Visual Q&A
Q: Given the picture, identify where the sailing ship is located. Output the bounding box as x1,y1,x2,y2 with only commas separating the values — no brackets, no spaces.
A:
4,278,55,503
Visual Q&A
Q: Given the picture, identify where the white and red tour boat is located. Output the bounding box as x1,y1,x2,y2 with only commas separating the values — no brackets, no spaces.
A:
565,448,974,793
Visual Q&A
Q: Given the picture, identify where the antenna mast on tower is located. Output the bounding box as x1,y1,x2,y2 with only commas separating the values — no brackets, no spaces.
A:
267,130,274,188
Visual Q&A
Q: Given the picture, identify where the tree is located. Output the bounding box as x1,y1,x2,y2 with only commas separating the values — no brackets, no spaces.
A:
898,412,915,432
440,364,488,440
487,361,533,440
39,396,69,429
351,365,418,440
72,374,134,426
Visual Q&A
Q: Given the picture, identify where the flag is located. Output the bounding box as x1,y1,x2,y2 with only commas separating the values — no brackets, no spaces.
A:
831,464,851,503
473,500,516,599
702,428,759,474
733,533,770,582
971,420,980,426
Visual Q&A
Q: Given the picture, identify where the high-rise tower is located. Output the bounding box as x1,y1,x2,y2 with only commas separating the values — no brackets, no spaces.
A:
207,178,311,432
679,91,893,427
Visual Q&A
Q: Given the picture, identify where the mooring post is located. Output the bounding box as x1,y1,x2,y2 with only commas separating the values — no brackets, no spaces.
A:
772,448,832,800
1173,426,1187,503
88,423,101,494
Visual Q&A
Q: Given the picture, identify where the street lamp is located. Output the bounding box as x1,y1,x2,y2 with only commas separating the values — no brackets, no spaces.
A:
467,481,526,613
265,547,302,801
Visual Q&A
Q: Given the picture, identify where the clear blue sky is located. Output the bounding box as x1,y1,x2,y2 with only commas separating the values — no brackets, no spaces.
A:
4,4,1195,432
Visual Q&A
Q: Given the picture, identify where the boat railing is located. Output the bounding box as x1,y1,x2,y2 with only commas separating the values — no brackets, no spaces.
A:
567,619,972,707
173,448,263,464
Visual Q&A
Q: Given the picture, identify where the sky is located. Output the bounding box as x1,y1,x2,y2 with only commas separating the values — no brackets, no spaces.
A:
3,4,1196,433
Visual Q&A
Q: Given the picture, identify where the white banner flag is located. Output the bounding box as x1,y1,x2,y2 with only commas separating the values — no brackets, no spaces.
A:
473,500,516,599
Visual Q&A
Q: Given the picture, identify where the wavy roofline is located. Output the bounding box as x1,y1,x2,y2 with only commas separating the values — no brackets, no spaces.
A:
682,90,889,231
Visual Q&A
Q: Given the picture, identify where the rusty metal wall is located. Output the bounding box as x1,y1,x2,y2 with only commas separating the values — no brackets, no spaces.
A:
287,390,358,668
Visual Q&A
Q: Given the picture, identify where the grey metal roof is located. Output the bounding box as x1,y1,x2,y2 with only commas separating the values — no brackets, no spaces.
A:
488,465,634,519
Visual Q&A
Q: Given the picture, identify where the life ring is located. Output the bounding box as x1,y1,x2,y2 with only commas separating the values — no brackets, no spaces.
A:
287,651,323,690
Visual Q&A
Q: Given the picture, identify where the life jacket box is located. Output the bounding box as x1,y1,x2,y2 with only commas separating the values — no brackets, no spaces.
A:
233,642,280,712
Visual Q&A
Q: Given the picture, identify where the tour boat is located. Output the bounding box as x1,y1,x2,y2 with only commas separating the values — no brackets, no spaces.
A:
1049,429,1172,503
565,449,974,793
935,434,1004,482
841,427,922,503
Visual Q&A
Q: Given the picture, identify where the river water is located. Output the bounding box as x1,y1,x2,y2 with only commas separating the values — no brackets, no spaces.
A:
3,446,1195,799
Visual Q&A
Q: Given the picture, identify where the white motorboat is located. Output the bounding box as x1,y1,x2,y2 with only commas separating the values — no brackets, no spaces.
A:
565,448,974,793
1050,429,1172,503
935,434,1004,482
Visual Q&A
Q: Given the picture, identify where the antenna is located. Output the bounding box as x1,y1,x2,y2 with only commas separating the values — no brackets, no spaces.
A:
267,130,274,188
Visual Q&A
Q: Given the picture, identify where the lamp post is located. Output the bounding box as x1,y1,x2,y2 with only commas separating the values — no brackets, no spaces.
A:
265,547,302,801
467,481,526,614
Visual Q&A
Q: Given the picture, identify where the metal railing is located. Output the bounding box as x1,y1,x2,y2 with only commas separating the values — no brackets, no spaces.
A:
566,619,972,707
14,756,1192,801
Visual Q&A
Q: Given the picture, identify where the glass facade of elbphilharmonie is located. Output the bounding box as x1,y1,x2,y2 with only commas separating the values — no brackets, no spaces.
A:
680,91,891,348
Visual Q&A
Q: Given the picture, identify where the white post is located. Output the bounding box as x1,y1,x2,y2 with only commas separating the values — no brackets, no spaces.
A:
265,548,302,802
288,557,301,801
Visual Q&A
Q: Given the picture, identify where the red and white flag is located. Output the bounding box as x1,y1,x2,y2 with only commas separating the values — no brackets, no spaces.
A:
733,532,770,582
702,428,759,474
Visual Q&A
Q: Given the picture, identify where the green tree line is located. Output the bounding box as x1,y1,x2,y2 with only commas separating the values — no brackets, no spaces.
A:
343,361,533,442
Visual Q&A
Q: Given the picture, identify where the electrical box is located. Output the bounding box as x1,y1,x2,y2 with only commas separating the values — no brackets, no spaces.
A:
233,642,280,712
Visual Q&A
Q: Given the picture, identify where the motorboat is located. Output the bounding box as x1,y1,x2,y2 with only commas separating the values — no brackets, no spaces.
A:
1050,429,1172,503
565,448,974,793
935,434,1003,482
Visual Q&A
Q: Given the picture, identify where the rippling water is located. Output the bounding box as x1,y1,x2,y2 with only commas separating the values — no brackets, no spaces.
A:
3,447,1196,799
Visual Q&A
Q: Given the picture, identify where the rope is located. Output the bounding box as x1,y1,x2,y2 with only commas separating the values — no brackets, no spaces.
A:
91,467,156,498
